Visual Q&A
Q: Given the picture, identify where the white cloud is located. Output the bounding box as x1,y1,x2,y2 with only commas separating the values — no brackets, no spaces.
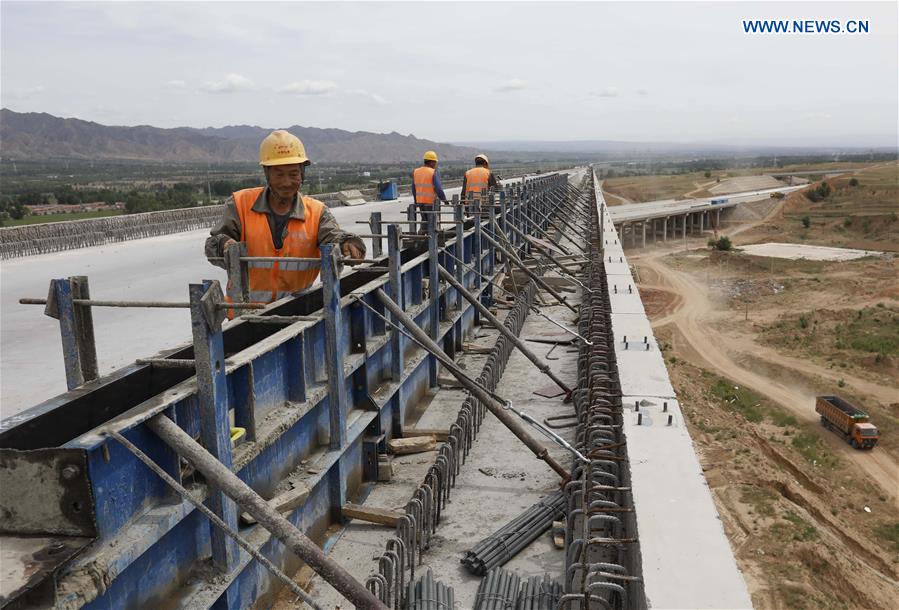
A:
199,73,256,94
597,87,618,98
348,89,389,105
493,78,527,93
163,80,187,89
636,88,649,96
4,85,45,100
277,80,338,96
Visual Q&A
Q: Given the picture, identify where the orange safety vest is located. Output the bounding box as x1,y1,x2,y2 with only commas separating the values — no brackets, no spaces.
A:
232,187,324,303
413,166,436,205
464,166,491,200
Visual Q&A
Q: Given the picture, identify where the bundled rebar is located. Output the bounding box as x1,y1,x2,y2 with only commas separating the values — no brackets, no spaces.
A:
473,567,521,610
516,574,562,610
559,170,644,610
462,490,566,575
404,568,454,610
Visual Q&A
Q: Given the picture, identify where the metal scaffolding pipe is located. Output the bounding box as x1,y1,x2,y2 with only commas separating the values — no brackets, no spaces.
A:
480,231,577,313
373,288,570,482
437,265,572,397
145,414,387,610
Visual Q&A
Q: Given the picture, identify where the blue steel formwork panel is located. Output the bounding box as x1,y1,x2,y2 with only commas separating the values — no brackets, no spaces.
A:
0,174,568,609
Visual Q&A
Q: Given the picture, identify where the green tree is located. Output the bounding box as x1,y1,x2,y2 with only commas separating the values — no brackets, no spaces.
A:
713,236,732,251
704,170,711,178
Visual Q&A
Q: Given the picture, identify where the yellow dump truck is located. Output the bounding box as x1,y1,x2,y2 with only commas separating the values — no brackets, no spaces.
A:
815,395,879,449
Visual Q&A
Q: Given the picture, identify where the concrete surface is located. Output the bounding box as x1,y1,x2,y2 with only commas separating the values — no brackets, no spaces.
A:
0,169,586,421
739,242,884,261
303,303,579,608
708,175,784,195
597,192,753,610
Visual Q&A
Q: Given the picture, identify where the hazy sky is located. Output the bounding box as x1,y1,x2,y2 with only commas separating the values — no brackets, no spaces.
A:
2,1,896,145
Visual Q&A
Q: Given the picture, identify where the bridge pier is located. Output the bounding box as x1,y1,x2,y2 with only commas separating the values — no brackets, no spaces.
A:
699,211,705,234
641,221,646,247
663,216,668,242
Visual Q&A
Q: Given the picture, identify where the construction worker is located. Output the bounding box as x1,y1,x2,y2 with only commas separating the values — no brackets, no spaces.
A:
461,154,499,207
411,150,449,219
205,130,365,303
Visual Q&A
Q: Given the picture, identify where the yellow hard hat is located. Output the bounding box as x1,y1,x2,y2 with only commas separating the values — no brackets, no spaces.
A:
423,150,439,162
475,154,489,167
259,130,310,167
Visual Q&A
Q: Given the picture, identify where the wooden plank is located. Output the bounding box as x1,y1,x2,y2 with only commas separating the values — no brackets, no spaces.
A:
406,427,451,442
342,503,404,527
240,482,310,525
386,435,436,455
463,342,494,354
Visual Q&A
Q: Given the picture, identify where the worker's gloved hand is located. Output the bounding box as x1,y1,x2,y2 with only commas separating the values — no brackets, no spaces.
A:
341,241,365,265
223,239,238,252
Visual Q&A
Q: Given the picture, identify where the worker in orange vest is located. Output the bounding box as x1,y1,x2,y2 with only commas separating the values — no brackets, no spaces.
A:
411,150,449,218
205,130,365,303
461,154,499,209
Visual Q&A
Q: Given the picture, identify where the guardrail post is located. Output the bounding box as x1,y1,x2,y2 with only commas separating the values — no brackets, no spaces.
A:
387,224,404,381
47,276,99,390
499,189,507,240
321,244,349,450
407,202,418,234
487,193,497,275
453,197,465,311
427,205,440,387
473,214,485,312
370,212,383,258
225,242,249,303
453,199,465,352
189,280,240,573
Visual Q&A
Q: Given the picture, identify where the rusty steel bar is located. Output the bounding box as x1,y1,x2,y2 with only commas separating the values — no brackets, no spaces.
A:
106,429,324,610
436,265,573,397
145,414,388,609
372,288,570,482
19,298,264,310
480,231,577,313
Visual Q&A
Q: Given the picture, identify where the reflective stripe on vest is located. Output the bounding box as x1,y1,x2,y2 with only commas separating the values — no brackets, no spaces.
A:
413,166,436,205
232,187,324,304
464,167,491,199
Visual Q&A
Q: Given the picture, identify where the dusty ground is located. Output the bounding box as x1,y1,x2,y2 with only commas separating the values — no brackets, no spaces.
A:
629,164,899,609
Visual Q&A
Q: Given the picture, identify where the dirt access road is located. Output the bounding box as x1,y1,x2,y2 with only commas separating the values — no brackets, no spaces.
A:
633,245,898,504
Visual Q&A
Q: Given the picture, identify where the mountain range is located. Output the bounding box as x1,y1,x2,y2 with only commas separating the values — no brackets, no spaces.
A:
0,109,480,164
2,109,893,165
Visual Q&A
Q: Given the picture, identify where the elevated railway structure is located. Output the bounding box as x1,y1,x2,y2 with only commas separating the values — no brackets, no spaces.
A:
1,169,750,609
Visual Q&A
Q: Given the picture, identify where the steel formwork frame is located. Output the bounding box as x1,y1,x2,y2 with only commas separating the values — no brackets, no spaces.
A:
0,174,570,609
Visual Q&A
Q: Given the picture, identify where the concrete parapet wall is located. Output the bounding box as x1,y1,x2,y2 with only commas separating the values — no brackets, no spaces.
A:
0,205,224,259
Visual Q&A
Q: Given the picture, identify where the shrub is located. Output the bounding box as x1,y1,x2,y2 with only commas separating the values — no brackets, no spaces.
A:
799,315,809,329
849,177,859,186
712,236,732,251
843,217,853,228
704,170,712,178
801,215,811,228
